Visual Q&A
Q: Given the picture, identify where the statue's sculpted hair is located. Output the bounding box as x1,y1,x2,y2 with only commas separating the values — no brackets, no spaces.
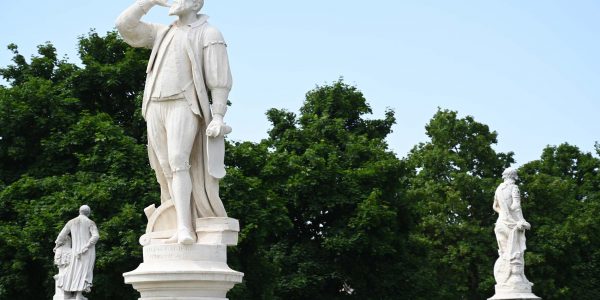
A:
79,205,91,216
502,167,518,181
193,0,205,13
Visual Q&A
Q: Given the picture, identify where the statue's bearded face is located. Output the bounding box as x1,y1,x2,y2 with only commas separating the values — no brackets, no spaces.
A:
169,0,204,16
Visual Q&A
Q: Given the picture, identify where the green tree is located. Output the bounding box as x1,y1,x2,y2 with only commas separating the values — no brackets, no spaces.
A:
0,32,154,300
227,80,411,299
518,143,600,299
404,109,514,299
3,29,600,300
221,140,291,299
72,30,149,138
0,43,80,183
1,33,413,299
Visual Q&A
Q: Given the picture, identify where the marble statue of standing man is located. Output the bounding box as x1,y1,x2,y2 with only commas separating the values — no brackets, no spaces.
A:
54,205,99,300
116,0,233,245
489,168,540,300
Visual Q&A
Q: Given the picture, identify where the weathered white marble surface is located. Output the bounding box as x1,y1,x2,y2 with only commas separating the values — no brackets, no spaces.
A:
117,1,243,297
124,217,243,300
116,0,233,245
489,168,540,300
53,205,99,300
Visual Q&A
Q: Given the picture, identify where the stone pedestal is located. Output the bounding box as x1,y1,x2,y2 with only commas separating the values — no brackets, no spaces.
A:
488,293,541,300
488,278,541,300
54,282,88,300
489,291,541,300
124,217,243,300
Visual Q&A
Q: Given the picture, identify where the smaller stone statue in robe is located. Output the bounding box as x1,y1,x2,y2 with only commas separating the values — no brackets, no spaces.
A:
54,205,100,300
490,168,540,299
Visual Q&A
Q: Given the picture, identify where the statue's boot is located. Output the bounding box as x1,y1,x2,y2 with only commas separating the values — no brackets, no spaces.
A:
163,224,195,245
178,229,195,244
163,228,196,245
172,169,196,245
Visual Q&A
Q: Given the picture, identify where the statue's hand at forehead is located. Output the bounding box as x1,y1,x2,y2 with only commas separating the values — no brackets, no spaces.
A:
151,0,171,7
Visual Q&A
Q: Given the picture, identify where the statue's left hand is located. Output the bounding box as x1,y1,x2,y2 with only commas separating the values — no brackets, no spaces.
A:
206,115,232,138
77,246,89,259
516,220,531,231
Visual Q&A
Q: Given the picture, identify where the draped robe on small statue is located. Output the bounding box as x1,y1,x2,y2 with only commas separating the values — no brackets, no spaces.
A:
55,215,99,292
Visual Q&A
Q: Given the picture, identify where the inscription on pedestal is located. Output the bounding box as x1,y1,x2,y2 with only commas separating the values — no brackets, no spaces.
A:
143,244,226,262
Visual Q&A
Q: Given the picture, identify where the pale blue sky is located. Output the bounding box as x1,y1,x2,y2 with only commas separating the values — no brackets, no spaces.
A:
1,1,599,165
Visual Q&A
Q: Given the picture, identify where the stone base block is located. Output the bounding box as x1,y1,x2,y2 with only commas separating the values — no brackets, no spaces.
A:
125,218,244,300
124,270,242,300
489,283,541,300
124,255,243,300
196,218,239,246
488,293,541,300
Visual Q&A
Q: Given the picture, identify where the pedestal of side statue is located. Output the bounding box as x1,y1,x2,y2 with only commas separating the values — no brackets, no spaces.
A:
124,202,243,300
488,292,541,300
488,274,541,300
487,245,541,300
488,284,541,300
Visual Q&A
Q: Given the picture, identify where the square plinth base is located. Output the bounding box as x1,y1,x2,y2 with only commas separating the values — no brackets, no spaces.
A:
125,218,244,300
124,266,243,300
488,293,541,300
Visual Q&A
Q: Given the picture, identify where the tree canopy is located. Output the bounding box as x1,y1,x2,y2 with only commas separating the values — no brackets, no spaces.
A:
1,31,599,300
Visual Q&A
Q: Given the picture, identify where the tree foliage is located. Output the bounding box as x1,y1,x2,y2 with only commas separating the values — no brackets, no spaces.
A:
403,109,514,299
220,80,411,299
0,31,153,300
519,144,600,299
1,31,599,300
245,80,408,299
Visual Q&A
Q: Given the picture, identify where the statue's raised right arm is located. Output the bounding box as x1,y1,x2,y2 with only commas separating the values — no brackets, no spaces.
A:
116,0,170,48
